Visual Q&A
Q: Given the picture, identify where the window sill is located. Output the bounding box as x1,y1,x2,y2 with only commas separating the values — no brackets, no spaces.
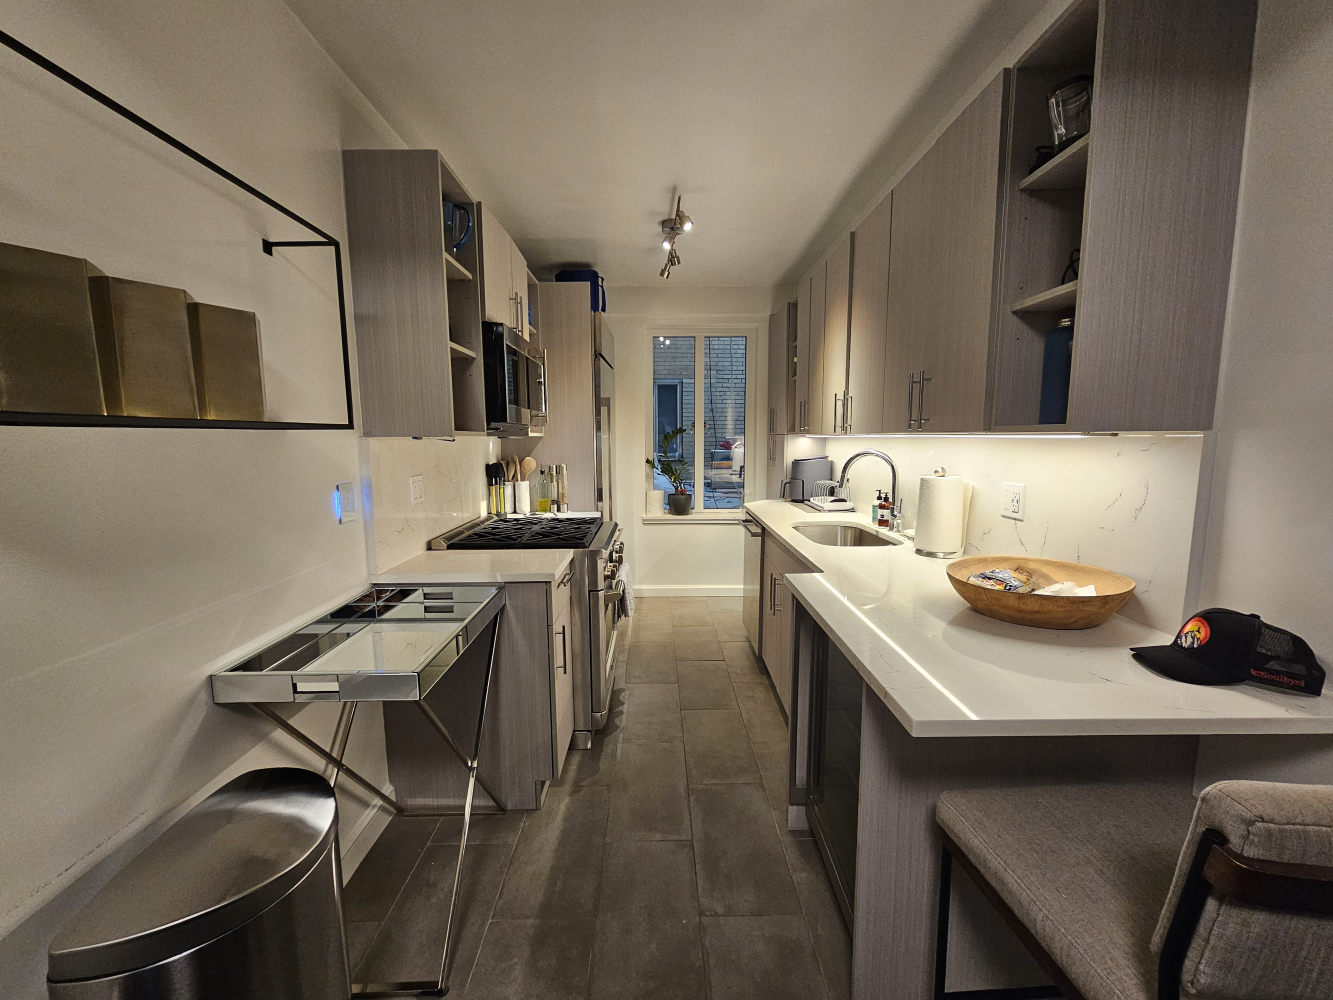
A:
640,512,746,524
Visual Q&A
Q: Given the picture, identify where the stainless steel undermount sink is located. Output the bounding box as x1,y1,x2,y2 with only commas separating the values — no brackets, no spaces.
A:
792,523,902,547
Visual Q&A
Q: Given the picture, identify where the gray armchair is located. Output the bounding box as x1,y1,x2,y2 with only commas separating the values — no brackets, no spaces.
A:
933,780,1333,1000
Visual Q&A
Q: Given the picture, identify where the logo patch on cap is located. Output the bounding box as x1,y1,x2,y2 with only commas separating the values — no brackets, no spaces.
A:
1177,617,1211,649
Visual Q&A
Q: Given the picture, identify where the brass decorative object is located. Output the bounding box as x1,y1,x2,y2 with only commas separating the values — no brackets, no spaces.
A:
188,302,266,421
0,242,107,414
88,276,199,418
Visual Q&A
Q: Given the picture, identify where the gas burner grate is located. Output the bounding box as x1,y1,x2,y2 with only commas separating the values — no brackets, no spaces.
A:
448,516,604,550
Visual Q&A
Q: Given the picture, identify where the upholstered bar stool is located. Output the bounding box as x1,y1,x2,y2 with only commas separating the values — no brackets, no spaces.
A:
933,780,1333,1000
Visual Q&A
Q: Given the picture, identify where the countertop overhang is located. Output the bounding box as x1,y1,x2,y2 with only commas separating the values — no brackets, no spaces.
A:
745,500,1333,738
373,548,575,585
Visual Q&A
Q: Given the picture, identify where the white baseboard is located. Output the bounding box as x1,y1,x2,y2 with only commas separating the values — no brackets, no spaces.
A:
633,584,744,598
339,786,396,883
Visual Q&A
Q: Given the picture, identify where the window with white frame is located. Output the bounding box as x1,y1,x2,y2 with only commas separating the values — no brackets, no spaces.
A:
649,330,750,511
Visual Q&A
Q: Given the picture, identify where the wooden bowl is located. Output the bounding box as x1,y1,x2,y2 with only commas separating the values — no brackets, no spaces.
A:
945,556,1136,630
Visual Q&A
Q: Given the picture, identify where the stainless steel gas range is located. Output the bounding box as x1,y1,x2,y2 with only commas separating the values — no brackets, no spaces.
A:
431,515,623,746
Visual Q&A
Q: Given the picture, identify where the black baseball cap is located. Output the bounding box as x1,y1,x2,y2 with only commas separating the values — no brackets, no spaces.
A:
1132,608,1324,696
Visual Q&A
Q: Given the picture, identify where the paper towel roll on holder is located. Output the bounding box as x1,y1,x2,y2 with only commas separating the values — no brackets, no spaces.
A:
915,467,972,559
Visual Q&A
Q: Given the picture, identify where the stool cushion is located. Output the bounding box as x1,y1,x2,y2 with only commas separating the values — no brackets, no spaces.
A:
937,783,1197,1000
1151,780,1333,1000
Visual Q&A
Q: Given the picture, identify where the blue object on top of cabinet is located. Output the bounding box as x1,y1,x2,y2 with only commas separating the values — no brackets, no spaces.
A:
555,269,606,312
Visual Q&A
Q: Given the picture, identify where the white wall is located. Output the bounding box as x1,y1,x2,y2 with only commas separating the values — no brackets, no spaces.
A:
609,286,777,596
365,436,499,573
1193,0,1333,787
0,0,416,991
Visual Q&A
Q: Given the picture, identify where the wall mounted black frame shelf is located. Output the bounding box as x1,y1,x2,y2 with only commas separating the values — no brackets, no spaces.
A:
0,28,355,431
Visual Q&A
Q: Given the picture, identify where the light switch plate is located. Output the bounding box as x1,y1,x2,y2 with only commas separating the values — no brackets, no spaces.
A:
409,474,425,505
335,481,358,524
1001,482,1026,521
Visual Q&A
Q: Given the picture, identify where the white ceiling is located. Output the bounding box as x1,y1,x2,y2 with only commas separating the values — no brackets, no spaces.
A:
286,0,1044,286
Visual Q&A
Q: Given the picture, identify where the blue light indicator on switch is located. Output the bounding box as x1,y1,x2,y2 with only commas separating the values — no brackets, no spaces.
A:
335,481,358,524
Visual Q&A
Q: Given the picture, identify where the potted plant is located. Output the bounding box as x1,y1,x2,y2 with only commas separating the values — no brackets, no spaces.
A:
646,427,692,515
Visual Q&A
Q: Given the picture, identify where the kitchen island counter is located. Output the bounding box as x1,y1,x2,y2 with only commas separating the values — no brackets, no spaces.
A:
745,499,1333,738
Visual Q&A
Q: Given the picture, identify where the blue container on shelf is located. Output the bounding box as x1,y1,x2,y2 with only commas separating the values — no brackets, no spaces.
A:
1039,317,1074,424
555,269,606,312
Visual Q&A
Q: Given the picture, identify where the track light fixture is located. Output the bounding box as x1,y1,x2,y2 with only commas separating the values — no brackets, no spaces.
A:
658,195,693,279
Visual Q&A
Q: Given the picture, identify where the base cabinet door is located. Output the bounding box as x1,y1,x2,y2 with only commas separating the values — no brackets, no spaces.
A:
760,552,783,702
550,570,574,777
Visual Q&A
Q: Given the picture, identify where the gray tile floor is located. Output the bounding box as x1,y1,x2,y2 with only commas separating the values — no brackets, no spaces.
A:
343,596,851,999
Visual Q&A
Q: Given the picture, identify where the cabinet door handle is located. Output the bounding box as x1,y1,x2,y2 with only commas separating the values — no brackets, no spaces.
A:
844,394,853,434
768,406,775,435
907,372,919,430
918,370,932,428
832,393,842,436
553,625,567,673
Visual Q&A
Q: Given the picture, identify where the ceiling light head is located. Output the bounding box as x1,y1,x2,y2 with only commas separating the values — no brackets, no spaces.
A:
657,195,692,279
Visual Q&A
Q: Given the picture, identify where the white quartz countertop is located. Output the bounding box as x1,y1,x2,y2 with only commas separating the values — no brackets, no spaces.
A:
372,548,574,584
744,500,1333,738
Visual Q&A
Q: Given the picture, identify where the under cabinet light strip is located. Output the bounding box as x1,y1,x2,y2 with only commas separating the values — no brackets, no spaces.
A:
815,575,979,721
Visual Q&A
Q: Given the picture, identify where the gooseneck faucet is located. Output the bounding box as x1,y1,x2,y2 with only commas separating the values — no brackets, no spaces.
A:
837,449,902,530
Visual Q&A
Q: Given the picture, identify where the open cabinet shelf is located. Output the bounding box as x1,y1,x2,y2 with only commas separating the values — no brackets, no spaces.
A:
1012,279,1078,313
448,340,477,359
1018,133,1090,191
444,251,473,281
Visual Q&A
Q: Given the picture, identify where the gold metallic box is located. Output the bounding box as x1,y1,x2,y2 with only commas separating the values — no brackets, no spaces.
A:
0,242,107,414
187,302,266,421
88,275,200,418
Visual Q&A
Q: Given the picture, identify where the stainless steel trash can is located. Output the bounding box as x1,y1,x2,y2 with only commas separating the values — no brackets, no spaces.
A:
47,768,349,1000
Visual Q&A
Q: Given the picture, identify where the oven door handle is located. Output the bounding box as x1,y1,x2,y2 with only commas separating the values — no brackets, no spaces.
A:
603,580,626,609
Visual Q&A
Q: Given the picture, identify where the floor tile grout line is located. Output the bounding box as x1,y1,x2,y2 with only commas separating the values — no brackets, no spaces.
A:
348,813,443,982
678,642,713,1000
455,815,526,994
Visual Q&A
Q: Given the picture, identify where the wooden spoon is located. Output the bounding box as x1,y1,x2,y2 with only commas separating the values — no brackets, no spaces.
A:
520,456,537,482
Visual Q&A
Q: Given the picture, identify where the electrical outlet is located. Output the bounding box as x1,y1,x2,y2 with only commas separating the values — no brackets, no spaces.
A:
1001,482,1026,521
409,474,425,505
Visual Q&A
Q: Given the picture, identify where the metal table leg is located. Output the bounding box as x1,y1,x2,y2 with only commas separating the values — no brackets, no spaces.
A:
254,703,403,815
353,608,504,998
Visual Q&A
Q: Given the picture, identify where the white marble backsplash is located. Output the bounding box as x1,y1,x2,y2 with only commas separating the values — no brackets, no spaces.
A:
363,436,499,572
814,433,1204,632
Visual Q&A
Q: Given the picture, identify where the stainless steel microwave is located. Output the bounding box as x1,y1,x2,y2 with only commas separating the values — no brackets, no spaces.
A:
482,321,546,437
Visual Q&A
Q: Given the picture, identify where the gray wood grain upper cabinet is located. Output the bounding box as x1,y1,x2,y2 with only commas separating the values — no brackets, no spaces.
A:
766,305,794,500
793,274,812,432
806,263,828,434
848,193,892,434
989,0,1255,431
343,148,483,438
510,243,530,339
1064,0,1256,431
819,233,852,436
479,203,512,327
882,72,1006,433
